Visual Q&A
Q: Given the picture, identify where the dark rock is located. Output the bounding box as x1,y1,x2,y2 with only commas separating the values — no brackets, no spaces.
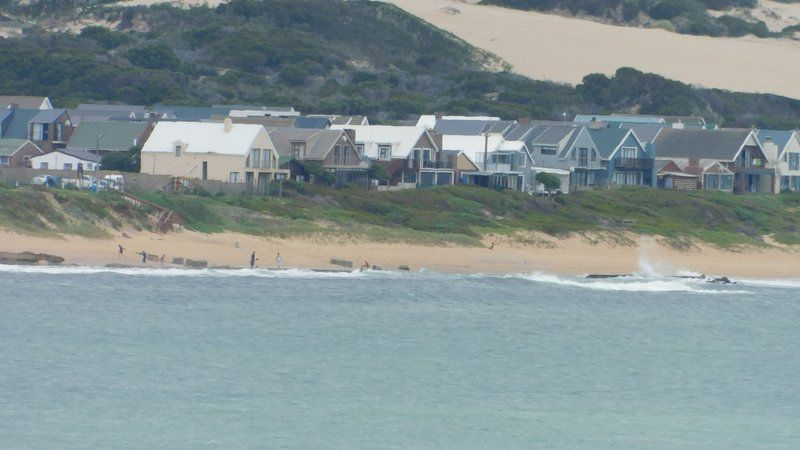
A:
399,265,411,271
172,257,184,265
330,258,353,268
0,251,64,265
185,259,208,269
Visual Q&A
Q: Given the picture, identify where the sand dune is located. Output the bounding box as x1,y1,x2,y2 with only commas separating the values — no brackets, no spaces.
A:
387,0,800,99
112,0,228,7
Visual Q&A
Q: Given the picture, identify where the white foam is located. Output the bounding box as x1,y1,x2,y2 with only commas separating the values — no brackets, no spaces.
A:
737,279,800,289
510,272,751,295
0,264,382,279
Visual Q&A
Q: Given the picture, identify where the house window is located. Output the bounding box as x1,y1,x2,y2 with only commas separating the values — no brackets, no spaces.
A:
379,145,391,160
789,153,800,171
54,122,63,142
63,163,73,170
613,171,640,185
620,146,637,160
571,149,576,161
721,174,733,190
31,123,45,141
704,174,733,191
333,146,341,165
591,149,597,161
516,153,526,167
292,142,306,159
0,156,9,166
175,145,181,157
423,149,431,162
229,172,241,183
541,146,557,156
355,144,364,156
264,149,272,168
39,162,48,169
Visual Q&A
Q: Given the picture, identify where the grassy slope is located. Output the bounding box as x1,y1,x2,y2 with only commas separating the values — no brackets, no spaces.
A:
1,0,800,127
3,182,800,248
135,184,800,248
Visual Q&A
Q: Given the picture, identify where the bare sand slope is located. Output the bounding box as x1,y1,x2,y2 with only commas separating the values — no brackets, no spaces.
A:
112,0,228,7
387,0,800,99
2,229,800,278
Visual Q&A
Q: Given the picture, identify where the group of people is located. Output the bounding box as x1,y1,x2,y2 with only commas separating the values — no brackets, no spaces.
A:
118,245,165,265
250,251,283,270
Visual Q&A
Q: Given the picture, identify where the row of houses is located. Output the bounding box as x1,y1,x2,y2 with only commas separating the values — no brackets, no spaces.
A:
2,95,798,195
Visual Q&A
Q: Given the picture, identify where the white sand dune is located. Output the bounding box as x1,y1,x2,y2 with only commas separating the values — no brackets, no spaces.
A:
387,0,800,99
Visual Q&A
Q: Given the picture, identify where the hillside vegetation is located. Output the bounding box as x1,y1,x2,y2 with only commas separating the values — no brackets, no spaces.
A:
481,0,800,38
5,182,799,249
0,0,799,127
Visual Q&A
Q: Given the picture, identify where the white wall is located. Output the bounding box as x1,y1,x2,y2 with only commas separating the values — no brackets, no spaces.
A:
30,152,99,171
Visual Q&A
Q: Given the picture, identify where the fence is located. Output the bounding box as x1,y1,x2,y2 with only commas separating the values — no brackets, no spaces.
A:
0,167,248,195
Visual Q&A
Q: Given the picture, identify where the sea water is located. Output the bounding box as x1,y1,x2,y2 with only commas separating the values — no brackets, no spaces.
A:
0,267,799,448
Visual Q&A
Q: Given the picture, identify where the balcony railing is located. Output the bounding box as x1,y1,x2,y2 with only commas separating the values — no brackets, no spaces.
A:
615,158,654,170
409,160,453,170
247,160,274,169
484,162,513,173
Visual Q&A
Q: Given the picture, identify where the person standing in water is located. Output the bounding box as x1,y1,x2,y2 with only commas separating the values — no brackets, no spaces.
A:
250,252,258,269
275,252,284,269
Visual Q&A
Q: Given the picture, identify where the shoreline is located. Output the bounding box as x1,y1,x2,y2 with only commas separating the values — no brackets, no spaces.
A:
1,229,800,279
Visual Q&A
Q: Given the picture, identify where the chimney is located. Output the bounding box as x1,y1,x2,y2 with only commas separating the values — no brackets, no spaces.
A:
223,117,233,132
435,112,443,120
430,131,444,151
344,128,356,145
517,117,530,125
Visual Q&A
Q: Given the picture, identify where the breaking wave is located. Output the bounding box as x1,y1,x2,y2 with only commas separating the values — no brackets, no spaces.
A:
0,264,382,279
506,272,752,295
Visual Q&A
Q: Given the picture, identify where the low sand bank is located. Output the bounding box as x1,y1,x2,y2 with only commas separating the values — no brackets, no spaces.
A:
1,229,799,278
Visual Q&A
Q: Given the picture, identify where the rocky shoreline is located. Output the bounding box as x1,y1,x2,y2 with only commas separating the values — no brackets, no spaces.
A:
0,251,65,266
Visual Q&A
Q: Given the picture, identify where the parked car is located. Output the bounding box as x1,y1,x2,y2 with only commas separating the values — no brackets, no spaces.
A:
31,175,61,188
102,174,125,191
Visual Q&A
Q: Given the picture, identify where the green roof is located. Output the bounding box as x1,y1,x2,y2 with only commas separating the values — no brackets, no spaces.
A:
0,138,28,156
67,121,149,152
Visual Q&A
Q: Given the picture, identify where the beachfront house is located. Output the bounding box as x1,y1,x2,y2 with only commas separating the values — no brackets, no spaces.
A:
140,119,289,192
0,139,43,168
27,109,73,152
506,123,576,193
329,124,454,188
655,160,700,190
653,128,774,194
30,148,101,171
67,120,153,155
756,129,800,193
266,127,369,187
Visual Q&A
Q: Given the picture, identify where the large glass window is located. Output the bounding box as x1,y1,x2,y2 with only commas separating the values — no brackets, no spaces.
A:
789,153,800,171
541,146,557,156
379,145,391,160
292,142,306,159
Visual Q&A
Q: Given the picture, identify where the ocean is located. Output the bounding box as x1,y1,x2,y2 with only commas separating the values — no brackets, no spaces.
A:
1,266,799,448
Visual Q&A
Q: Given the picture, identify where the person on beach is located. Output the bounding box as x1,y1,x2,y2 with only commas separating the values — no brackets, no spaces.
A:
250,252,258,269
489,242,495,250
140,251,147,264
275,252,284,269
160,255,165,265
118,245,124,257
361,261,370,271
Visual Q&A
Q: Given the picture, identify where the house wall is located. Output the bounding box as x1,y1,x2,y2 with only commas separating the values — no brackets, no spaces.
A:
562,129,602,171
772,134,800,192
8,141,43,168
529,130,575,170
30,152,99,171
29,113,74,152
606,133,656,187
141,151,248,182
322,141,362,168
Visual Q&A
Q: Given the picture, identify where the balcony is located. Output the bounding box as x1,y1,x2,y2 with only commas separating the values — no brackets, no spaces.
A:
484,162,513,173
615,158,654,170
409,160,453,170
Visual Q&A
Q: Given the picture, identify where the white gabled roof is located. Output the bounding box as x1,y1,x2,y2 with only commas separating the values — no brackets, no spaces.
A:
416,114,501,129
329,125,432,159
497,140,526,152
142,121,266,155
442,134,505,165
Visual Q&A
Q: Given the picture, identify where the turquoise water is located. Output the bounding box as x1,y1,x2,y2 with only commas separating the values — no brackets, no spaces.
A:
1,267,799,448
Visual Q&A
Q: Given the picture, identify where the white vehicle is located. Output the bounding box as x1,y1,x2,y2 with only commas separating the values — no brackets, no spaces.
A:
62,175,97,190
103,175,125,191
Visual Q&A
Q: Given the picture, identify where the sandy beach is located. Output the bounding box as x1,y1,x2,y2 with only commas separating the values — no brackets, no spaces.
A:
2,228,800,278
386,0,800,99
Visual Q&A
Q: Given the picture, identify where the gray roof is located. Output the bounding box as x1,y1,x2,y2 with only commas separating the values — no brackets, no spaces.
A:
30,109,67,124
295,116,331,129
0,138,31,156
267,128,345,160
156,105,232,121
434,119,516,136
46,148,103,163
0,96,48,109
619,124,665,144
588,128,633,159
755,129,796,153
67,121,149,152
1,109,37,139
76,103,147,114
559,127,584,158
214,104,295,112
653,128,754,161
531,125,576,146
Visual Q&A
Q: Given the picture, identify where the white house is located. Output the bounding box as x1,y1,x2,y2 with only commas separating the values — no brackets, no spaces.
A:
30,149,101,171
756,130,800,193
140,119,288,189
329,124,454,187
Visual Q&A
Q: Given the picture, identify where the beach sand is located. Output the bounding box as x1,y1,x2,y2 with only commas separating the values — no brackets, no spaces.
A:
2,229,799,278
386,0,800,99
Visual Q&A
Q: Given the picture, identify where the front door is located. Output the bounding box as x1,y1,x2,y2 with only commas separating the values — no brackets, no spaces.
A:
202,161,208,180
